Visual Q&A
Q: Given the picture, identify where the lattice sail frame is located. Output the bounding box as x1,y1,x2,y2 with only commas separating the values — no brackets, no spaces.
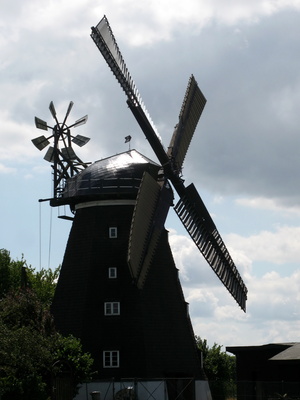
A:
167,75,207,173
128,172,173,289
175,184,247,311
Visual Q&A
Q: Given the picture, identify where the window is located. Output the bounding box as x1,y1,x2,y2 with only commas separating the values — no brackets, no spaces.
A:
109,227,117,238
103,350,119,368
108,267,117,279
104,302,120,316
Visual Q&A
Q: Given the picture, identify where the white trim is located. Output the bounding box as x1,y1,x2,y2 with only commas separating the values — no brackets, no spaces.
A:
108,267,117,278
103,350,120,368
104,302,120,316
75,199,135,210
109,227,118,238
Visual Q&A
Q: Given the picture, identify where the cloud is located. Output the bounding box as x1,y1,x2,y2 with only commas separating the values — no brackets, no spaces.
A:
227,226,300,265
169,225,300,347
89,1,300,47
248,270,300,320
0,163,16,174
185,267,300,347
236,197,300,215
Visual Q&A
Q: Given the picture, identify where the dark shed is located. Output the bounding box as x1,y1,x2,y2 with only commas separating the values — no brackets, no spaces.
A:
227,342,300,400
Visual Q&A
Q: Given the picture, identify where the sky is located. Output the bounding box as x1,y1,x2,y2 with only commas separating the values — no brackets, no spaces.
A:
1,0,300,350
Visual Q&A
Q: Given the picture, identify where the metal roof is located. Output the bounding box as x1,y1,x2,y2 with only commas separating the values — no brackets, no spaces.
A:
61,149,160,202
227,342,300,361
269,343,300,361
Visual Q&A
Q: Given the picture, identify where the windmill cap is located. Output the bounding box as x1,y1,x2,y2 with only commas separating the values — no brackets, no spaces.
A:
60,149,160,205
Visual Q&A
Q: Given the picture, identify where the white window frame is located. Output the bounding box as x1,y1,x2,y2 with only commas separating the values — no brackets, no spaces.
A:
109,227,118,238
108,267,117,279
104,302,120,316
103,350,119,368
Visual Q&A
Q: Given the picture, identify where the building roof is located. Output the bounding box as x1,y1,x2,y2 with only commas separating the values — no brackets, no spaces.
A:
269,343,300,361
227,342,300,361
61,149,160,204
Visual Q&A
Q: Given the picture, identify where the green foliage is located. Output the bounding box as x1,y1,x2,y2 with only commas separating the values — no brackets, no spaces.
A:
0,250,93,400
0,322,52,399
0,248,60,305
27,265,61,305
0,289,55,334
0,249,25,296
196,336,236,381
196,336,236,400
52,335,94,386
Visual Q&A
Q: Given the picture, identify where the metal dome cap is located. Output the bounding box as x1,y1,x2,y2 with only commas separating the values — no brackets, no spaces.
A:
60,150,161,206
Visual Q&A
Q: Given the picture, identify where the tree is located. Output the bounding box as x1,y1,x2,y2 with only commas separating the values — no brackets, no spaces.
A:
196,336,236,400
0,248,24,296
0,248,60,304
0,250,93,400
0,289,93,400
26,265,60,305
0,320,53,399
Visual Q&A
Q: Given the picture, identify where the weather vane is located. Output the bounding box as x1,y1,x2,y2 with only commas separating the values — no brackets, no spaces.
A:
125,135,132,150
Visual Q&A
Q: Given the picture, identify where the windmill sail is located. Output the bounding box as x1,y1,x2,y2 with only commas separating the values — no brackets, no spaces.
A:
175,183,247,311
168,75,206,171
128,172,173,288
91,17,158,136
91,15,248,311
91,16,170,167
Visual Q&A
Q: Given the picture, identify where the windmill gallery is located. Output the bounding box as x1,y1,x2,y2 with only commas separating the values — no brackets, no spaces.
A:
32,16,247,400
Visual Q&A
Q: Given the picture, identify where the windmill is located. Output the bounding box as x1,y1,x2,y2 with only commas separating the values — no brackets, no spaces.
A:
32,101,89,204
34,15,247,400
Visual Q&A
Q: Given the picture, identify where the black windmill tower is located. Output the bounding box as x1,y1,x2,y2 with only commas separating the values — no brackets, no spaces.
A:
33,15,247,396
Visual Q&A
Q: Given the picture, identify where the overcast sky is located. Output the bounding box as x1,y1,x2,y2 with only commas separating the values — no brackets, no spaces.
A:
1,0,300,349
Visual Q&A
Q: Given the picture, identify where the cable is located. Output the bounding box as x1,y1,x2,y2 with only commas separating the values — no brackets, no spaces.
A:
39,201,42,270
48,206,53,269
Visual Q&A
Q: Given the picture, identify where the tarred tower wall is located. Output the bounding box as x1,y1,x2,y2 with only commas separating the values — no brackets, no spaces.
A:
52,202,202,379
